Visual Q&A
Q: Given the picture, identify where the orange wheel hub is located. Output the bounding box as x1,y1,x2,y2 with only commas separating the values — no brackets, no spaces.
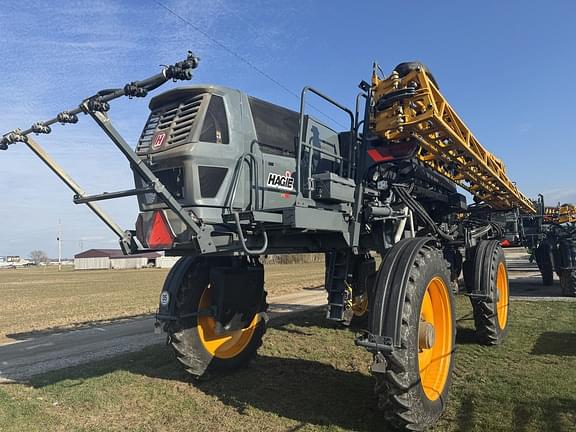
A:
418,276,453,401
496,262,509,329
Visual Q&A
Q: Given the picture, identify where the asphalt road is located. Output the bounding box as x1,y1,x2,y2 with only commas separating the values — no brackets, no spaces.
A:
505,247,576,301
0,248,573,382
0,288,327,382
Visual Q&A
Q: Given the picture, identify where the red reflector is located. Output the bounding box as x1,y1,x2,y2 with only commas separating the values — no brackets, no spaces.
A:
147,211,175,249
367,148,394,162
500,239,511,247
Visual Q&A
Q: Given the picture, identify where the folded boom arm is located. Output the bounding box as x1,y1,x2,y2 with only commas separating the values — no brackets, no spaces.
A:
371,66,536,215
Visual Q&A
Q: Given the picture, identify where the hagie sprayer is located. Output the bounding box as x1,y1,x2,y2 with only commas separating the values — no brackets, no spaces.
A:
533,202,576,296
1,52,537,430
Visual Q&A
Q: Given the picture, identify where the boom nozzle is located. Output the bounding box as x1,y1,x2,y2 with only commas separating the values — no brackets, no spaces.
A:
1,129,28,150
165,50,200,81
0,50,200,151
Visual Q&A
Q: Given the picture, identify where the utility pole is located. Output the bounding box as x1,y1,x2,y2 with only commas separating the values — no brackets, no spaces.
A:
57,219,62,271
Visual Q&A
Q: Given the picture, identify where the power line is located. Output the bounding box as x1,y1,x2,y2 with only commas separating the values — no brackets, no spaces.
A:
152,0,348,129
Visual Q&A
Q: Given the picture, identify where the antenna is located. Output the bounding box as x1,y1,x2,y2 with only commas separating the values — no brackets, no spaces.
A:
57,219,62,271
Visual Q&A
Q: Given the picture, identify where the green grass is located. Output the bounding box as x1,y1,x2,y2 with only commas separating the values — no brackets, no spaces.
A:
1,299,574,431
0,263,325,343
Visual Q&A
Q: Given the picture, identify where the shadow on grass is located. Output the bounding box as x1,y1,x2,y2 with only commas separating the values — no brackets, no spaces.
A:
27,340,380,431
531,332,576,356
457,393,475,431
456,327,480,345
511,397,575,432
195,355,379,431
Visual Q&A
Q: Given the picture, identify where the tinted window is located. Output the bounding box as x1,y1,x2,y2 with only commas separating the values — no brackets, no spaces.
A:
248,97,299,156
200,95,229,144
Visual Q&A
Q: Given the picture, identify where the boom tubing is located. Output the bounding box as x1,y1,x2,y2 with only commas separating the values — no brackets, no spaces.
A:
0,51,199,150
371,66,536,215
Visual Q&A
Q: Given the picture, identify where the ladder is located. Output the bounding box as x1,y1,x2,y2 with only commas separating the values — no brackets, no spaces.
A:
371,66,536,215
326,250,353,322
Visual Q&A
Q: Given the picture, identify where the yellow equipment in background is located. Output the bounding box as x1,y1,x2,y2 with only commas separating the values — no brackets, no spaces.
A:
371,65,536,215
543,205,576,224
558,204,576,223
544,206,560,223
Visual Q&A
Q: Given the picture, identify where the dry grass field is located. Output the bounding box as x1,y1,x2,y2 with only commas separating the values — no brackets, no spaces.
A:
0,263,325,343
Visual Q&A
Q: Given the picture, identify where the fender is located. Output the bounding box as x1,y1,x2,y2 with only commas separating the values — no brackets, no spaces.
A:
156,256,197,320
471,240,502,298
370,237,437,348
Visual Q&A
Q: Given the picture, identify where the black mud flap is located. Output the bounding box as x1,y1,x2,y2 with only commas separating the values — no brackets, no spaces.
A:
209,264,265,333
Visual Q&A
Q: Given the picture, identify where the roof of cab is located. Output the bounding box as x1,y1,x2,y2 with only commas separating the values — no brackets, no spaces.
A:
148,84,241,110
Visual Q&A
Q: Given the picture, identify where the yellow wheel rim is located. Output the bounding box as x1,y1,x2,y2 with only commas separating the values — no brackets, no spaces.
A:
197,285,259,359
418,276,453,401
496,262,509,329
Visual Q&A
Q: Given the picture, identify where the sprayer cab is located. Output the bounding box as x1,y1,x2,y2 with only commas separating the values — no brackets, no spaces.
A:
133,84,357,254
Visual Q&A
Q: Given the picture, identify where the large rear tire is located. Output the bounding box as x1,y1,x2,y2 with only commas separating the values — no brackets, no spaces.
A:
167,257,267,379
466,241,510,345
370,241,455,431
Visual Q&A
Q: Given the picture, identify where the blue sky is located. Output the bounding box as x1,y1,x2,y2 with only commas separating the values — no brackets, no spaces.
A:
1,0,575,258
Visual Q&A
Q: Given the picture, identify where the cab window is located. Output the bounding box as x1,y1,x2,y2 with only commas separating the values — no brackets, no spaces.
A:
248,96,299,156
199,95,229,144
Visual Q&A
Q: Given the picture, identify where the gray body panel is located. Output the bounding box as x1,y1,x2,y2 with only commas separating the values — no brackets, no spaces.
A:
134,85,354,255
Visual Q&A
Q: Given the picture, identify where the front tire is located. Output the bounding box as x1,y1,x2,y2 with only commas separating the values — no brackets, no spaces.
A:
167,257,267,379
467,241,510,345
535,244,554,286
370,241,455,430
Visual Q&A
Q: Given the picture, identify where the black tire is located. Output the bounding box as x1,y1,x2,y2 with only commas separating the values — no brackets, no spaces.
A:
541,265,554,286
559,270,576,297
369,240,455,431
168,257,267,379
468,241,510,346
535,244,554,286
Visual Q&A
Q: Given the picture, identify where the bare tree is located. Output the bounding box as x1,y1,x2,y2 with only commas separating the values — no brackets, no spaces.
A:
30,250,48,265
